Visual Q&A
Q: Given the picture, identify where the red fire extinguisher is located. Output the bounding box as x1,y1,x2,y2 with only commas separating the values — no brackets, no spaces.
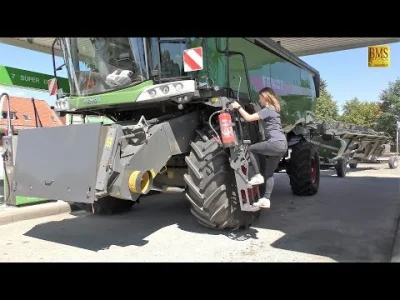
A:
218,111,236,147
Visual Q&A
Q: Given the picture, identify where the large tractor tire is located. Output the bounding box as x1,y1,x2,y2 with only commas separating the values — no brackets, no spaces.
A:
287,140,320,196
184,130,261,230
77,196,135,215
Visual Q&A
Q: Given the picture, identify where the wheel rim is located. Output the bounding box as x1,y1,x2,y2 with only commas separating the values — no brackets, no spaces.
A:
311,157,317,183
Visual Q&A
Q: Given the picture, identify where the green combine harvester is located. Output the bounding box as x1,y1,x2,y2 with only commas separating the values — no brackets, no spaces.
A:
7,37,331,230
314,121,398,177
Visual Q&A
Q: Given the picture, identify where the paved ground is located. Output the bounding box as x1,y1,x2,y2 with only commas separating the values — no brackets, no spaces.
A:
0,163,399,262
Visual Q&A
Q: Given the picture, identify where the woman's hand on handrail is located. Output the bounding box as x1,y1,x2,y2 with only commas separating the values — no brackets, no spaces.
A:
230,101,261,122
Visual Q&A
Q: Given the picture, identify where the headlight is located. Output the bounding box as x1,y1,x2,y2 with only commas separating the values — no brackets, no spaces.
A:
175,83,183,92
148,89,156,97
136,80,196,103
161,86,169,94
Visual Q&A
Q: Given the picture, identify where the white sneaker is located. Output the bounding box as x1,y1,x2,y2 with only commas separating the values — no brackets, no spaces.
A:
247,174,264,185
253,197,271,209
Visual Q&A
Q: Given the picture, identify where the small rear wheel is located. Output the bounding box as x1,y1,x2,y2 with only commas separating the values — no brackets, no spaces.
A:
349,163,358,169
287,140,320,196
335,158,347,177
389,156,398,169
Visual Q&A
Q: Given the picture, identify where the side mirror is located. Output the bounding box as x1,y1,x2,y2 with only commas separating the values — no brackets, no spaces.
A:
56,64,65,71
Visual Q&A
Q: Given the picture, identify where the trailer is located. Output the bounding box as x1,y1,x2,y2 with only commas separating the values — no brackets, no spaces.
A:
312,121,397,177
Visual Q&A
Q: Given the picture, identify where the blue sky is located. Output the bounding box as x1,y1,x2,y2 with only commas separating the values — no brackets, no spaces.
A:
0,41,398,112
0,43,67,106
302,42,400,112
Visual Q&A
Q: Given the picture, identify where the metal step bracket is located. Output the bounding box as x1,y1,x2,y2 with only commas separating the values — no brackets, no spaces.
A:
229,144,260,212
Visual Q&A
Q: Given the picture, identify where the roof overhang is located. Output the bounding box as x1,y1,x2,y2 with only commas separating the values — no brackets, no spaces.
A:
1,37,400,58
270,37,400,56
0,37,63,57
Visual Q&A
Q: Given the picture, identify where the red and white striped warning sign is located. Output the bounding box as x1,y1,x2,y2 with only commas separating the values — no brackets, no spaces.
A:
183,47,204,72
47,78,58,96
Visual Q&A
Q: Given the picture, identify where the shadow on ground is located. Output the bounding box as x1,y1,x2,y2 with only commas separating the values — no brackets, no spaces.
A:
24,193,224,251
24,170,400,262
259,173,400,262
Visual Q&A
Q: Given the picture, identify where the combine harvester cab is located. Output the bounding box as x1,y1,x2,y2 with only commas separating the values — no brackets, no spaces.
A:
313,120,397,177
11,37,329,229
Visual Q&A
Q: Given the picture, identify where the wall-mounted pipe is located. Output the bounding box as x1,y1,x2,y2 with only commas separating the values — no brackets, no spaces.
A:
0,93,12,136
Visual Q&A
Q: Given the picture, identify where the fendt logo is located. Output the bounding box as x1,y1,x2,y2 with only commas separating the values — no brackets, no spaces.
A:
83,98,101,105
368,45,390,67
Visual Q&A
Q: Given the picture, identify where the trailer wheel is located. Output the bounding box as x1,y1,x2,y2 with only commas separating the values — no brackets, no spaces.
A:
287,140,320,196
77,196,135,215
389,156,398,169
349,163,358,169
335,158,347,177
184,131,261,230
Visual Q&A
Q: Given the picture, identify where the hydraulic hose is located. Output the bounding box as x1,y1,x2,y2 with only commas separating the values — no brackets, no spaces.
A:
2,151,10,206
208,110,223,143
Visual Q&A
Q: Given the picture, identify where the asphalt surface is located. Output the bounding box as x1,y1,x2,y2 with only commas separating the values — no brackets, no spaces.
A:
0,163,399,262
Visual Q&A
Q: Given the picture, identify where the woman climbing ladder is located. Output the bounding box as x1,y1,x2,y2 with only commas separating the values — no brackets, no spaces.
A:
230,87,288,209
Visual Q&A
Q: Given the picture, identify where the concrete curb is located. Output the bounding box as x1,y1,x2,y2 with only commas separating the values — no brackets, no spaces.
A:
0,201,78,226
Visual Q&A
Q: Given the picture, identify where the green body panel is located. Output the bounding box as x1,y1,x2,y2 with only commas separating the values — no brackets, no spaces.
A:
15,196,48,205
0,65,70,93
185,38,316,130
69,80,153,110
226,38,315,130
66,38,317,129
196,38,229,89
66,114,114,124
313,136,344,162
193,38,315,129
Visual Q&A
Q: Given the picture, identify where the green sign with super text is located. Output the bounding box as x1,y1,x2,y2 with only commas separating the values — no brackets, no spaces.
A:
0,65,70,93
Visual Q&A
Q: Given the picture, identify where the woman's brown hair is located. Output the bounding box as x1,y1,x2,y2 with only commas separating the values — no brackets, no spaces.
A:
259,87,281,112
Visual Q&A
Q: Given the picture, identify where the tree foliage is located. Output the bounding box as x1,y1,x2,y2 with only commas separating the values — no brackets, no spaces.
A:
341,97,380,128
375,78,400,138
375,112,397,138
315,78,339,121
313,77,400,140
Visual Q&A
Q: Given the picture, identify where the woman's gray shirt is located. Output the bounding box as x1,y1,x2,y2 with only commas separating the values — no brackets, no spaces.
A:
257,107,286,142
